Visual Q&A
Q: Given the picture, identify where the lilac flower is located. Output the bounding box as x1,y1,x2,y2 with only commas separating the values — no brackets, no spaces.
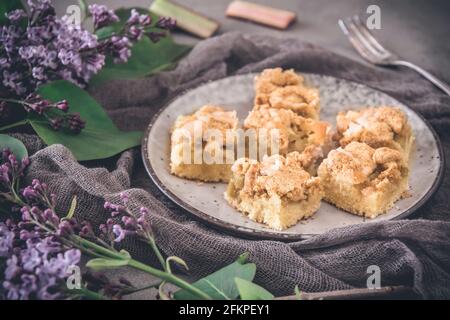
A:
2,70,26,96
79,222,95,239
125,9,153,41
104,201,126,215
20,177,56,208
127,25,144,41
0,223,15,257
103,194,153,243
119,192,129,204
89,4,120,29
112,224,127,242
0,164,10,184
21,247,42,272
20,207,32,222
6,9,27,22
121,216,137,230
67,113,86,133
127,9,142,25
4,255,20,280
22,186,38,199
156,17,177,30
0,149,29,191
108,36,132,64
1,0,175,134
0,0,105,102
147,31,167,43
1,153,141,300
1,220,82,300
57,220,74,237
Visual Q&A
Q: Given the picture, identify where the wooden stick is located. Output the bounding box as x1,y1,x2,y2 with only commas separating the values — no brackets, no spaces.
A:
276,286,419,300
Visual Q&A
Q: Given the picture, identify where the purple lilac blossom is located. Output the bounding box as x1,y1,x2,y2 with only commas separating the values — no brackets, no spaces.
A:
1,151,136,300
88,4,120,29
1,197,82,301
0,223,15,257
103,193,153,242
0,150,29,190
0,0,174,99
2,232,81,300
0,0,104,95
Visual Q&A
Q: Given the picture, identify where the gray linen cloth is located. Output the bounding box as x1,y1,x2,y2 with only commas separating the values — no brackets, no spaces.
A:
15,33,450,299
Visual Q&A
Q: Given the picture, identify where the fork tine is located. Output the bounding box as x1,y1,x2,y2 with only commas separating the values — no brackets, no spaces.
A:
344,17,381,57
338,18,377,63
352,16,390,56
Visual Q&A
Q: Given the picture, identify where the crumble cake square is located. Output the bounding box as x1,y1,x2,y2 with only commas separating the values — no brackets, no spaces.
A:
243,107,331,174
254,68,320,119
318,141,409,218
225,152,324,230
170,105,238,182
335,106,414,160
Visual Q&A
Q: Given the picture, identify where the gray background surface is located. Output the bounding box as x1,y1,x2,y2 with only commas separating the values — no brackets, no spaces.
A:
53,0,450,82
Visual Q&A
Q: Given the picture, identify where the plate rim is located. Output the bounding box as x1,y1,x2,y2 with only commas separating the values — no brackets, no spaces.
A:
141,73,445,242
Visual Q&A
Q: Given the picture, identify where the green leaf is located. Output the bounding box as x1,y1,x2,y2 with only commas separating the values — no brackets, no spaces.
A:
174,255,257,300
0,134,28,161
235,278,274,300
90,35,190,87
78,0,88,21
0,0,23,25
166,256,189,273
119,249,132,259
86,258,129,271
65,196,77,220
33,81,142,161
158,282,171,300
294,285,302,300
90,7,190,87
237,252,250,264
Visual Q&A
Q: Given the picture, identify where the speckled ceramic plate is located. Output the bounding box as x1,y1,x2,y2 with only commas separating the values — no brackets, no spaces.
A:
142,73,444,241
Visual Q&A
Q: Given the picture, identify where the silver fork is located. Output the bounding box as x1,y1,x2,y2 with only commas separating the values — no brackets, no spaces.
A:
338,16,450,96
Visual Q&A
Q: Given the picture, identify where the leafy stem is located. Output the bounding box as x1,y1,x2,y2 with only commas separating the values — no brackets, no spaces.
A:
0,119,29,132
68,287,107,300
147,235,166,271
75,236,211,300
127,259,211,300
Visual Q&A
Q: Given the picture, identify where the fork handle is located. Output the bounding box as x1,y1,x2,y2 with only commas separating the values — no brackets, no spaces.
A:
393,60,450,96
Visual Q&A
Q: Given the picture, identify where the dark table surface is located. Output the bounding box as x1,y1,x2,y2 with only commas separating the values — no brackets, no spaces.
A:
52,0,450,299
54,0,450,83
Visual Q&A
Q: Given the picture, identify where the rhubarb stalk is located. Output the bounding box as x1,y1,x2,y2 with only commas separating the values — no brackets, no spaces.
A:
226,1,296,30
150,0,220,38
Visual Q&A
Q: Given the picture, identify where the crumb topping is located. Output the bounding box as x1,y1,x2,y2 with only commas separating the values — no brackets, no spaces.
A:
244,108,329,153
254,68,303,94
172,105,238,146
336,107,409,147
287,145,324,169
322,142,407,189
254,69,319,119
174,105,238,133
231,152,322,201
